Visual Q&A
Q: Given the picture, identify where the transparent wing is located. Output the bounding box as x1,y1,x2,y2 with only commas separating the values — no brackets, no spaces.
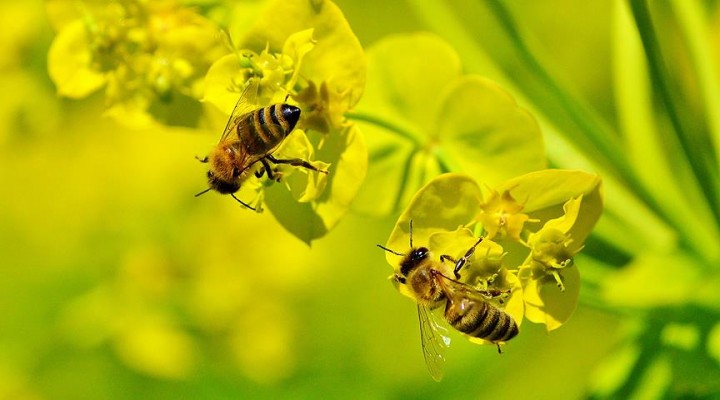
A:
218,78,261,143
417,303,451,382
434,271,509,302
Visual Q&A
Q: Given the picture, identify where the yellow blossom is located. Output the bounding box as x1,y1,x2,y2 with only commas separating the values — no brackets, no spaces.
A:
476,187,535,242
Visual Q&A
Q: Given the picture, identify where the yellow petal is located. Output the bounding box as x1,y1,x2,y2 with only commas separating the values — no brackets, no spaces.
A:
522,264,580,331
384,173,483,266
48,21,105,98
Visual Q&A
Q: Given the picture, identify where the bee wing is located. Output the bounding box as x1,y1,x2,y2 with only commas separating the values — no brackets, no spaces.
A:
218,78,261,144
418,303,451,382
433,270,495,300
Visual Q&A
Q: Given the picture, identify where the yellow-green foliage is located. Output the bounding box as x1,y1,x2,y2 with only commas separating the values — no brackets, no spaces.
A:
1,0,719,399
381,171,602,336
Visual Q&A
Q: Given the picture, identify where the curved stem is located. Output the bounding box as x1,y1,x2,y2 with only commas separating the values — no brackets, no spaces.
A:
629,0,720,227
483,1,630,179
345,111,422,146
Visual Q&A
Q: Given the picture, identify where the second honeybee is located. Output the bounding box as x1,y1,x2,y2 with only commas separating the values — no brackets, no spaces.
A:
378,222,519,381
196,79,327,210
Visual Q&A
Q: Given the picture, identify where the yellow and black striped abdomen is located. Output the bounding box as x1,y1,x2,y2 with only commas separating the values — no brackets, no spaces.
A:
237,104,301,156
445,298,518,343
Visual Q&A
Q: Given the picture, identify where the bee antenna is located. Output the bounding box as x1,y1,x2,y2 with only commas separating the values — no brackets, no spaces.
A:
195,188,212,197
283,93,290,103
376,244,404,257
231,193,257,211
409,219,414,248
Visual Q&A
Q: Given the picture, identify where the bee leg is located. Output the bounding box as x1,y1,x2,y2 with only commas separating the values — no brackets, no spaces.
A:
450,237,485,279
230,193,256,211
440,254,458,264
496,343,503,354
256,158,276,180
265,158,284,182
267,155,328,174
195,155,209,163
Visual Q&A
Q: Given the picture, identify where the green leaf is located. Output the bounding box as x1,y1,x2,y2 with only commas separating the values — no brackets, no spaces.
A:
437,76,546,185
589,342,642,397
602,249,704,309
265,124,366,244
352,122,414,216
48,20,106,98
352,33,545,216
354,32,461,140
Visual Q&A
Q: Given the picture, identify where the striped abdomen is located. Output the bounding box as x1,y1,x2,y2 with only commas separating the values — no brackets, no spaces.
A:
444,297,518,343
237,104,301,156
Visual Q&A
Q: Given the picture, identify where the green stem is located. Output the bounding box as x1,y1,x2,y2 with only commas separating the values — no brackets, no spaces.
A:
483,0,630,180
613,324,664,399
432,146,457,174
346,111,424,212
394,151,419,212
671,0,720,172
629,0,720,227
345,111,421,146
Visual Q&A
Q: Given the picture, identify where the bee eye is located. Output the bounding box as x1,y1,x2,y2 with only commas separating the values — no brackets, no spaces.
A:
232,167,240,177
413,247,429,261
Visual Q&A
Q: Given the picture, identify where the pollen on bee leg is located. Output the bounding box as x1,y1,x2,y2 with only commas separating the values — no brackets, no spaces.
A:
551,270,566,292
271,168,284,182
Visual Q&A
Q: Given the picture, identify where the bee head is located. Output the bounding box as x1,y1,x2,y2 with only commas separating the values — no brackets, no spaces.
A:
206,170,240,194
280,104,301,132
196,171,256,211
400,247,429,277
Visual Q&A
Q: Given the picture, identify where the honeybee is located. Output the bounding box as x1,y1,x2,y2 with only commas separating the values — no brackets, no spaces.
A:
196,79,328,210
378,221,519,381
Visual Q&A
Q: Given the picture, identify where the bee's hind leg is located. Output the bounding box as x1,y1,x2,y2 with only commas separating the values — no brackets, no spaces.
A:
255,159,270,179
267,155,328,174
258,158,281,182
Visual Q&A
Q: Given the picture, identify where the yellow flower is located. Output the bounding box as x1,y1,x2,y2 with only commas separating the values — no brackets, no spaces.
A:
202,0,367,244
47,0,225,126
476,187,535,242
519,196,585,331
383,171,602,335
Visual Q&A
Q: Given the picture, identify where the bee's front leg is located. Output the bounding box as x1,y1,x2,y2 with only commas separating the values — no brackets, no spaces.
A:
258,158,282,182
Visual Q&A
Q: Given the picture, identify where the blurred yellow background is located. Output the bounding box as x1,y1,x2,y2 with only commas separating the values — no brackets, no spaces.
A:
1,1,630,398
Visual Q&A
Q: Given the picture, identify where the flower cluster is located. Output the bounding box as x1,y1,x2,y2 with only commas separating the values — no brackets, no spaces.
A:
382,171,603,339
46,0,368,243
47,0,225,126
201,0,367,243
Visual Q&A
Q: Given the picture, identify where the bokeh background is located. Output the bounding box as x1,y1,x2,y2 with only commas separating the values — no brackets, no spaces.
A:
2,1,718,399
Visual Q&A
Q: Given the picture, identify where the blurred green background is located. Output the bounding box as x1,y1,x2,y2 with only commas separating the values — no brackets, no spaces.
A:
2,1,718,399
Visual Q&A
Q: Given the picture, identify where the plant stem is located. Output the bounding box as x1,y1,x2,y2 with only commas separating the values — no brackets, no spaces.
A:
345,111,421,146
629,0,720,227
